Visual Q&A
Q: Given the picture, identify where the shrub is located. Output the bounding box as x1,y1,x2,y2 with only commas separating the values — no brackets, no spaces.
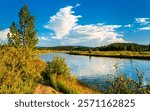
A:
144,84,150,94
43,56,88,94
49,56,71,76
43,56,71,80
105,66,150,94
49,74,58,90
0,47,46,93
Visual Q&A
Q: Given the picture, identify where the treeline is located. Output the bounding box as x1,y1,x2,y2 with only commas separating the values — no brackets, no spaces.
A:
94,43,150,52
38,43,150,52
38,46,94,51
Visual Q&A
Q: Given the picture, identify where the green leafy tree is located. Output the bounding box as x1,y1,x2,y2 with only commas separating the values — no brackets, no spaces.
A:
8,5,38,49
7,22,21,47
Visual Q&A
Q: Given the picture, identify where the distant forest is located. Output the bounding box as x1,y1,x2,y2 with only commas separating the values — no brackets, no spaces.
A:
38,43,150,52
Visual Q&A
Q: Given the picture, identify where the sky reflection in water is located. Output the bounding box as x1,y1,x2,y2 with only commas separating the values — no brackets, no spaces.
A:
39,53,150,88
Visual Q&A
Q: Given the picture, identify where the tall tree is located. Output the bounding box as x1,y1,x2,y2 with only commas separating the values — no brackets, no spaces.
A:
7,22,21,47
8,5,38,48
148,42,150,51
19,5,38,48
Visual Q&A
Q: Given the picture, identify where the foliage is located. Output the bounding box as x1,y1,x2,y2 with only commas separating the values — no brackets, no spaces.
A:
0,5,44,93
149,43,150,51
104,66,150,94
37,43,150,52
68,51,150,60
37,46,93,51
96,43,149,52
44,56,71,76
7,5,38,49
0,47,46,93
42,56,97,94
48,74,79,94
42,56,72,93
49,74,58,90
56,75,79,94
7,22,21,47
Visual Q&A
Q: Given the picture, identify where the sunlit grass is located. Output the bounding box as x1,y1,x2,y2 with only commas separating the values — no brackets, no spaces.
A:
68,51,150,60
42,56,99,94
100,66,150,94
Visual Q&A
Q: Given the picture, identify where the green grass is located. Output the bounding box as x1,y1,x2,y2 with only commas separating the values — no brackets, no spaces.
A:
68,51,150,60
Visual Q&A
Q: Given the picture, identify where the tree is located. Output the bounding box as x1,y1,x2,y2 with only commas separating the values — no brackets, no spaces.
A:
148,43,150,51
7,22,21,47
8,5,38,49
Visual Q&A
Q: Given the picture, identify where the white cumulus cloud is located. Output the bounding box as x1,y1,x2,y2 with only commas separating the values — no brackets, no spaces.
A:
44,6,126,46
44,6,81,39
61,24,125,46
0,28,9,40
135,18,150,25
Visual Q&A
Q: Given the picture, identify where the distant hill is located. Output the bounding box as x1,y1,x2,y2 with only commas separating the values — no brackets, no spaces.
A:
38,46,94,51
37,43,150,51
94,43,150,51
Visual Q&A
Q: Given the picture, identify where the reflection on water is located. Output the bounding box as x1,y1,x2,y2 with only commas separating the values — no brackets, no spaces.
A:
39,52,150,89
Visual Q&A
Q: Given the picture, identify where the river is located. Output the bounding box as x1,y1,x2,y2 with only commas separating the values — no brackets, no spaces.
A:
39,52,150,89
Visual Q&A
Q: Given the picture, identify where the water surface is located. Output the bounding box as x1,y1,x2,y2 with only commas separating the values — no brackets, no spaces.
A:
39,52,150,89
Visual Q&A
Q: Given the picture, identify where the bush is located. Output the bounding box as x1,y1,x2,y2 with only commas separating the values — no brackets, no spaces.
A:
104,66,150,94
50,56,71,76
43,56,71,79
49,74,58,90
42,56,82,94
0,47,46,93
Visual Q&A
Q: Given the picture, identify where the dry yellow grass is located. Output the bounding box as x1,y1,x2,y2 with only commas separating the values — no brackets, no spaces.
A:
34,83,60,94
68,51,150,60
57,75,100,94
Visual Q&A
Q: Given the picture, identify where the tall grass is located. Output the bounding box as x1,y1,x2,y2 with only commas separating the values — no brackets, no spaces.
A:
102,65,150,94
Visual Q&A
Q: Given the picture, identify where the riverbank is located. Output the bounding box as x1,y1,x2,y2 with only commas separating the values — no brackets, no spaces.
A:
35,49,69,54
41,56,99,94
67,51,150,60
55,75,99,94
34,77,99,94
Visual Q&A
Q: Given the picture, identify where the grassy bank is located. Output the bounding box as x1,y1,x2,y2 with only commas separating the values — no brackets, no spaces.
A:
68,51,150,60
35,49,69,54
46,75,98,94
35,49,52,54
42,56,98,94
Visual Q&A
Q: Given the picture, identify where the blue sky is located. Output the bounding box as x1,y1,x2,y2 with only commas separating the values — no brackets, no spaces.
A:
0,0,150,47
